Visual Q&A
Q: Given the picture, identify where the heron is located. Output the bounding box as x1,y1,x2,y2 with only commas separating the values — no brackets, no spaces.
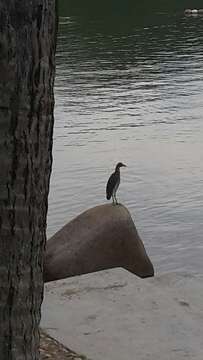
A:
106,162,126,205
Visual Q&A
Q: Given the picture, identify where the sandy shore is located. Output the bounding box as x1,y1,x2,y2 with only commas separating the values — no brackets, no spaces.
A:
41,268,203,360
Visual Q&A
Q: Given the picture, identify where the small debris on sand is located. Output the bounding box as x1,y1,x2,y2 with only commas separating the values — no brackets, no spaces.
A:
40,330,89,360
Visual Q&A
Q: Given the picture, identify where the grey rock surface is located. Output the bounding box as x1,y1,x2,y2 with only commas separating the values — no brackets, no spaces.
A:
44,204,154,282
41,268,203,360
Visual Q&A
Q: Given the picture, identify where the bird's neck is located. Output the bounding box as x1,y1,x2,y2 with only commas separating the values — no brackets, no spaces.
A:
115,167,120,174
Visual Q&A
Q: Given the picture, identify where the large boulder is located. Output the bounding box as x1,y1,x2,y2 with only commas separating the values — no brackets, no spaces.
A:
44,204,154,282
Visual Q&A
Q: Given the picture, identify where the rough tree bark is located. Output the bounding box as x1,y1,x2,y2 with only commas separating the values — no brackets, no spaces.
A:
0,1,57,359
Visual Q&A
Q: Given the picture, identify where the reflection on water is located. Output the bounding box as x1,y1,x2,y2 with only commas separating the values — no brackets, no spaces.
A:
47,8,203,274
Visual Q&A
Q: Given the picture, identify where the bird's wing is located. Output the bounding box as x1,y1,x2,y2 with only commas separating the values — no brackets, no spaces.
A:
106,172,116,200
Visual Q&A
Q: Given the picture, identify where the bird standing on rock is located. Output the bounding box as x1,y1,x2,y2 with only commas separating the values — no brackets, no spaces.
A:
106,162,126,205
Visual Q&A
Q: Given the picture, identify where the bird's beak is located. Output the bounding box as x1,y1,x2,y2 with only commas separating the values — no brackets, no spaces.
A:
122,164,127,167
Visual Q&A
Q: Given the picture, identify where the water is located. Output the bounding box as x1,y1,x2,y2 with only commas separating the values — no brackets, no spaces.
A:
47,8,203,274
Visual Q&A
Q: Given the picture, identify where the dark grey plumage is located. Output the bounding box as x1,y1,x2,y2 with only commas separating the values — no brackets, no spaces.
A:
106,162,126,205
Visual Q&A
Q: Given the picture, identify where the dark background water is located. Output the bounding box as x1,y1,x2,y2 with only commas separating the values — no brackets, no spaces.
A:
47,1,203,274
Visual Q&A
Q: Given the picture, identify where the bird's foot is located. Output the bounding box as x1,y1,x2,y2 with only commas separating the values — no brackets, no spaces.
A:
112,201,119,206
115,198,119,205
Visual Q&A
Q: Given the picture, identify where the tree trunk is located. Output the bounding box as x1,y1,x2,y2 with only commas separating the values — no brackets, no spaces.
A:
0,1,57,359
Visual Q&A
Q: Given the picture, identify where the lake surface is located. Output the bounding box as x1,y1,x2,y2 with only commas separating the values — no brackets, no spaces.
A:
47,8,203,274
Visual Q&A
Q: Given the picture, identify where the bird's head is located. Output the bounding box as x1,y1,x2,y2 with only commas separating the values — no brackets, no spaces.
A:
115,162,126,171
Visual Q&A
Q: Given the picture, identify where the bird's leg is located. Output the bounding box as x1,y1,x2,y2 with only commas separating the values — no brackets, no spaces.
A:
112,192,116,205
112,191,118,205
